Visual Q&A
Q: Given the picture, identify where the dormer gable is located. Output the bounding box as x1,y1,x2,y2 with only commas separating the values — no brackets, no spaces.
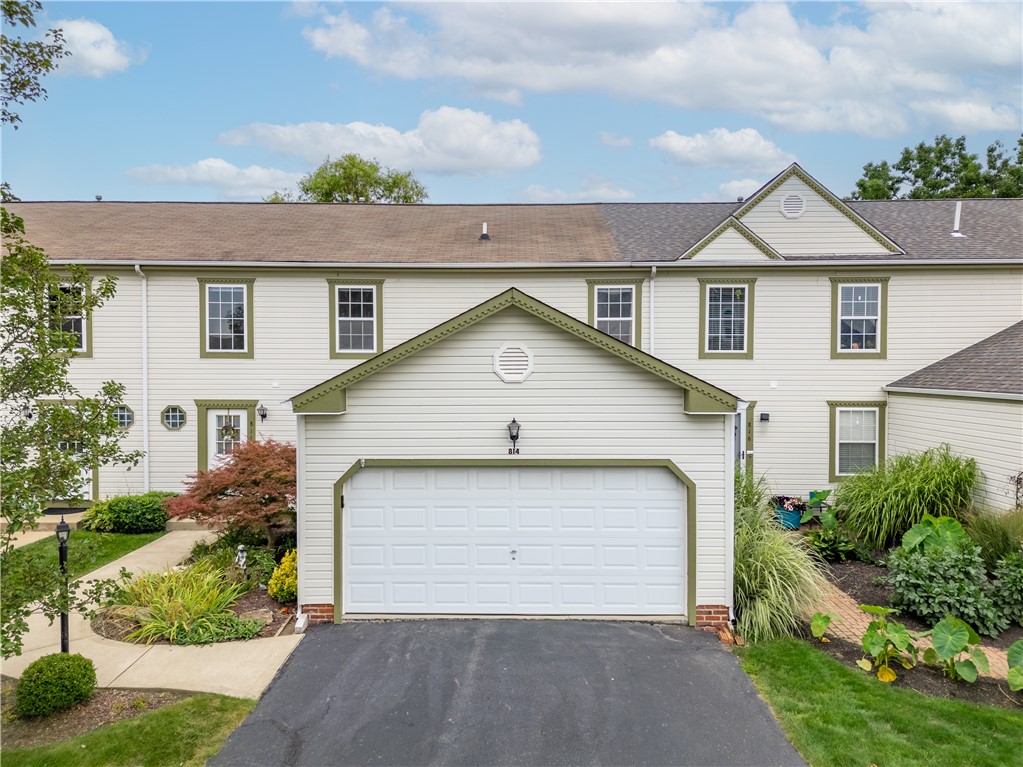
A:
681,218,782,261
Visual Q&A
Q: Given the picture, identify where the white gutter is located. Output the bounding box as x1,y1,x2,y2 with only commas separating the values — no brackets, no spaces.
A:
884,386,1022,402
649,266,657,356
725,407,743,615
134,264,150,492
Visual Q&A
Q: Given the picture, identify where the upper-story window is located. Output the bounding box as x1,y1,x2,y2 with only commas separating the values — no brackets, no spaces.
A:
831,278,888,359
588,280,641,346
328,279,384,359
50,284,89,355
198,279,254,359
699,279,755,359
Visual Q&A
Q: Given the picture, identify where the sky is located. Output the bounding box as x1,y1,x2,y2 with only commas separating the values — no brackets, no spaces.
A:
4,1,1022,204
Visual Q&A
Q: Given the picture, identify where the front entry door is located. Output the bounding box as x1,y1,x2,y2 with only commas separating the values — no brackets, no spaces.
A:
208,410,247,466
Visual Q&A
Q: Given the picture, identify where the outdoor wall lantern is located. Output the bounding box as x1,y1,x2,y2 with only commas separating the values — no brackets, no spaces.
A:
22,404,34,419
760,413,770,422
54,517,71,653
256,404,268,422
507,418,521,455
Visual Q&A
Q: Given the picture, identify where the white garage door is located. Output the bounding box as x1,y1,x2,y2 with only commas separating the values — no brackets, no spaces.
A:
344,466,686,616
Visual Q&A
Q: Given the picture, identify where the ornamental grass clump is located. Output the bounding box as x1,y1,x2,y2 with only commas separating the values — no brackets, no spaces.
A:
965,506,1023,572
733,468,827,643
836,444,977,550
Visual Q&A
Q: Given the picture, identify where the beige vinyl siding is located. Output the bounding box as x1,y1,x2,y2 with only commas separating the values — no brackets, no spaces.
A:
298,307,729,609
739,177,893,256
690,228,772,261
888,393,1023,510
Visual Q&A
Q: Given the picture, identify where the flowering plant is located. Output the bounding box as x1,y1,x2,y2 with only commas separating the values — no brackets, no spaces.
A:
771,495,808,512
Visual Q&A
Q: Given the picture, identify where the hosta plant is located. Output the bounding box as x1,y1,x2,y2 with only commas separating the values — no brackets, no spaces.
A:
856,604,920,683
919,615,990,683
1008,640,1023,693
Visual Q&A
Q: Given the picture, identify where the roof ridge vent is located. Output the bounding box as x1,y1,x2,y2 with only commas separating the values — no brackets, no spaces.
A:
951,200,966,237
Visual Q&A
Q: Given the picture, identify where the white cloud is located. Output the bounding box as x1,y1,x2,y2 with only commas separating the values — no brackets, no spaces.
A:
717,178,763,202
523,175,634,203
300,2,1022,137
125,158,300,200
53,19,145,78
650,128,794,171
219,107,542,175
598,132,633,148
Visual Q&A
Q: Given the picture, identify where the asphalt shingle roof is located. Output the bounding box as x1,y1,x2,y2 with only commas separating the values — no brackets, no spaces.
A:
888,322,1023,395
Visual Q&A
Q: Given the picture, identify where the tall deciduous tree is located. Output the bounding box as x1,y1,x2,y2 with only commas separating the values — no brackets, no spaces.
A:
851,134,1023,200
1,0,70,128
265,154,428,204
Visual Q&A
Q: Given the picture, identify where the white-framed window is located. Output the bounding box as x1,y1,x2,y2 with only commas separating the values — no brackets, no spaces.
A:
335,285,377,353
52,284,86,353
205,284,248,352
595,285,635,345
212,412,245,459
706,284,747,353
161,405,186,430
838,283,880,352
112,405,134,429
836,407,879,475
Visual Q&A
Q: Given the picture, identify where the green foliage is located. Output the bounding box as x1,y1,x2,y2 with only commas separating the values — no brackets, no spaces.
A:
806,508,857,562
81,491,175,533
112,563,261,645
733,465,770,515
901,514,971,554
836,444,977,550
993,551,1023,627
919,615,989,683
1008,641,1023,692
851,134,1023,199
267,153,428,204
965,506,1023,572
190,535,276,591
855,605,919,683
267,549,297,604
810,611,835,642
886,541,1008,637
15,652,96,717
1,0,71,129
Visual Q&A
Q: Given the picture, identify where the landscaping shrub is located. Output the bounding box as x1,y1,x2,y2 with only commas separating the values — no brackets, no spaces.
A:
886,540,1008,637
806,508,857,562
965,506,1023,572
733,469,826,643
81,491,176,534
994,551,1023,627
111,562,262,645
268,549,297,604
15,653,97,717
836,444,977,550
189,534,276,590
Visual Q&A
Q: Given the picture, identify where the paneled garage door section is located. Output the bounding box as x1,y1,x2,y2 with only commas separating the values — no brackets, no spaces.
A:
344,466,686,615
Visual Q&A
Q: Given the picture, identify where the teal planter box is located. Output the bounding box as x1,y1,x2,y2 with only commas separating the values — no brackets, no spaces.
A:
775,507,801,530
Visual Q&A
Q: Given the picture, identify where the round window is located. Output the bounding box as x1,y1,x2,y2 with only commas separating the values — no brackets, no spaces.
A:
161,405,187,430
113,405,134,429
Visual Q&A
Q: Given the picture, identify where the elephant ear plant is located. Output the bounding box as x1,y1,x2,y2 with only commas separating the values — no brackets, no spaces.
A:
856,604,920,683
919,615,990,683
1008,640,1023,692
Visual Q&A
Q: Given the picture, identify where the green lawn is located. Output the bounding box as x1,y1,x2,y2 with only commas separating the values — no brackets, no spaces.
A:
738,639,1023,767
0,693,255,767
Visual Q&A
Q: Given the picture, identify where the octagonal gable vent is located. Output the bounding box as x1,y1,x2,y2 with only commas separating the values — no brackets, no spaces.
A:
494,343,533,383
779,193,806,219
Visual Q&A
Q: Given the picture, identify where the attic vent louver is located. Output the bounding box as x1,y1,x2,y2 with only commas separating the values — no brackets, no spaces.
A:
493,343,533,383
779,193,806,219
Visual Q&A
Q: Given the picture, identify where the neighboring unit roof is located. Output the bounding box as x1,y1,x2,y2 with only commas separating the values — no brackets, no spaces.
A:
887,321,1023,396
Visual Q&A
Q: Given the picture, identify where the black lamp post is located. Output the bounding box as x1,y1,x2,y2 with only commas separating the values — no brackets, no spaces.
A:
54,516,71,653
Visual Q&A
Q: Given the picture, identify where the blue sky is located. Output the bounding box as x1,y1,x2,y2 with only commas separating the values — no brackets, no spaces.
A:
4,1,1021,203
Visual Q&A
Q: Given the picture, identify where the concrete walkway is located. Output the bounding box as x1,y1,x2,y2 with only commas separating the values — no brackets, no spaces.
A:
0,531,303,699
817,582,1011,679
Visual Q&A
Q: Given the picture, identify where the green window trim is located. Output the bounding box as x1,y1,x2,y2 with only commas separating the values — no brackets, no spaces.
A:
198,279,255,359
830,277,889,360
327,279,385,360
698,278,755,360
827,400,886,483
112,404,135,430
586,278,644,348
160,404,187,431
194,399,257,470
53,279,95,359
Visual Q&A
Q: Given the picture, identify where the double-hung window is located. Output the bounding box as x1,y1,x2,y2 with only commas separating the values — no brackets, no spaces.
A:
588,280,642,346
829,401,886,481
198,279,254,359
699,279,755,359
831,278,888,358
328,279,383,358
50,283,90,356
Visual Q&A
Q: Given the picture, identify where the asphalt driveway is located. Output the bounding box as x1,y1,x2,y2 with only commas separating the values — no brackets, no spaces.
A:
210,620,804,767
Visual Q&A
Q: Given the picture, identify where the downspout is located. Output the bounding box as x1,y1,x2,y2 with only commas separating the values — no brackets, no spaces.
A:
134,265,150,492
649,266,657,356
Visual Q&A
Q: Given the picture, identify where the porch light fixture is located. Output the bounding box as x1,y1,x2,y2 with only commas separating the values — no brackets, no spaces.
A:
256,404,268,422
507,418,520,454
22,404,34,420
760,413,770,422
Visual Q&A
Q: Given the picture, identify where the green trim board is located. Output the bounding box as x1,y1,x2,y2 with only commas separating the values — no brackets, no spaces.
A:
681,219,783,261
733,164,904,254
697,278,756,360
197,278,255,359
745,401,757,475
830,277,890,360
293,288,738,414
885,389,1023,405
327,279,385,360
330,458,700,626
827,400,887,483
51,276,95,359
585,277,644,347
194,399,258,470
160,404,187,430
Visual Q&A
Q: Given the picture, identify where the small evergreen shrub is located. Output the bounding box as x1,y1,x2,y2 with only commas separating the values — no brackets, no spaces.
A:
81,491,175,533
965,506,1023,572
886,540,1008,637
16,653,97,717
994,551,1023,627
268,549,298,604
836,444,977,550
